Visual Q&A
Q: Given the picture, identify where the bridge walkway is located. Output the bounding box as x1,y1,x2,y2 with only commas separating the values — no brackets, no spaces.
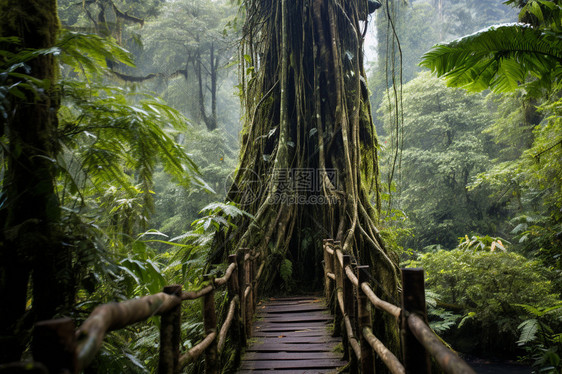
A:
238,296,347,373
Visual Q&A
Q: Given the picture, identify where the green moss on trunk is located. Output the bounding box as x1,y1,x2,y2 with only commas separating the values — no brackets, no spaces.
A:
217,0,401,368
0,0,68,363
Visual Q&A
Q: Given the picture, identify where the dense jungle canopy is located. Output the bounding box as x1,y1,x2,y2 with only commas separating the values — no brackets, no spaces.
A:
0,0,560,372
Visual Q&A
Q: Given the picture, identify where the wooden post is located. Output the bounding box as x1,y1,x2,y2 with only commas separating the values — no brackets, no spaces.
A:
33,318,77,374
323,239,334,305
203,276,218,374
342,254,356,370
401,268,430,374
159,284,182,374
244,249,253,338
227,254,244,362
237,249,247,344
333,241,343,340
357,265,374,374
251,250,258,313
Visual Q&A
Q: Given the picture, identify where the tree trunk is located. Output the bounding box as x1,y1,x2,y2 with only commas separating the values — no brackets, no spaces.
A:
0,0,69,363
196,47,218,131
219,0,401,368
210,42,218,131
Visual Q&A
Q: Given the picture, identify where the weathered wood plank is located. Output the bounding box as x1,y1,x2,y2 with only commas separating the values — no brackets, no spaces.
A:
268,296,322,301
240,359,347,370
246,343,334,352
253,325,330,332
243,351,343,361
238,296,346,373
252,330,331,337
259,315,332,323
253,336,340,344
259,304,327,313
239,370,340,374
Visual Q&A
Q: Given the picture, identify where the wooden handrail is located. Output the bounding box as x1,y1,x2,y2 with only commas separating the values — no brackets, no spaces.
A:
362,327,405,374
360,281,401,319
178,332,217,368
323,239,476,374
214,262,237,287
31,248,264,374
345,265,359,287
408,314,476,374
76,291,182,370
218,296,239,353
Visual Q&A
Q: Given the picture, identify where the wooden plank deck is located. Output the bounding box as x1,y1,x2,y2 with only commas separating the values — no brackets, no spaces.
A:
238,296,347,373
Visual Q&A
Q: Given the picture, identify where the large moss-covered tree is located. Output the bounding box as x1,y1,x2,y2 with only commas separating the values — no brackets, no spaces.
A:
0,0,69,363
217,0,401,364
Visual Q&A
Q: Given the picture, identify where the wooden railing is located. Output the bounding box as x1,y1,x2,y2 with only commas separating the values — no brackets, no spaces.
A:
24,249,264,374
323,239,476,374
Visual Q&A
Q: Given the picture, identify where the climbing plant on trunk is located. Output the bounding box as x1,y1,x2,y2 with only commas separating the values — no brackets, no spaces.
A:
0,0,68,363
218,0,401,363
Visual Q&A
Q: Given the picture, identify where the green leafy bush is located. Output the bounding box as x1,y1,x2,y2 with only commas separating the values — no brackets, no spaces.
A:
515,302,562,373
410,242,559,355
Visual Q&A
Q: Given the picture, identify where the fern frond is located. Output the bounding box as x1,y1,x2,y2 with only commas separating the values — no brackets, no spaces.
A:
517,318,539,345
420,24,562,93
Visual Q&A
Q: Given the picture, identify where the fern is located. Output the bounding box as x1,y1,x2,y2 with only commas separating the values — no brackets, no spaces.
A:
420,23,562,94
517,318,539,345
280,259,293,287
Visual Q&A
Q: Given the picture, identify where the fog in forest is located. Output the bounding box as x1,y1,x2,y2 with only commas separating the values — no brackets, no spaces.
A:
0,0,560,372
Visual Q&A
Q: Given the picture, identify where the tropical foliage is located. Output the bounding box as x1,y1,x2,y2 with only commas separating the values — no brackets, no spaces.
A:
420,0,562,95
0,0,241,370
379,72,497,249
409,237,559,355
374,0,561,368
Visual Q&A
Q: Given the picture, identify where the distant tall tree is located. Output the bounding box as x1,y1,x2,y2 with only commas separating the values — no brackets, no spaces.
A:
380,72,496,249
219,0,401,366
140,0,237,130
0,0,68,363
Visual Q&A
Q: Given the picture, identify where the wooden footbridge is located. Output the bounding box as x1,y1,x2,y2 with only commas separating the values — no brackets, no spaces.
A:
4,240,477,374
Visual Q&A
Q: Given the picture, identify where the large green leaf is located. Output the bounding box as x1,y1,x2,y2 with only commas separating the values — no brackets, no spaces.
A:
420,24,562,93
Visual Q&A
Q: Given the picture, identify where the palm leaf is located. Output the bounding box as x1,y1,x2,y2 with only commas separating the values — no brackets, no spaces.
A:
420,24,562,93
